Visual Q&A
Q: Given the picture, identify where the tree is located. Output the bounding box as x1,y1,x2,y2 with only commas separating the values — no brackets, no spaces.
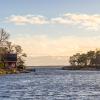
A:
0,29,9,53
5,42,27,70
0,29,10,67
69,53,80,66
69,53,88,66
14,45,27,70
6,41,14,53
0,28,9,44
78,53,87,66
94,50,100,66
0,29,27,70
69,50,100,67
87,51,96,66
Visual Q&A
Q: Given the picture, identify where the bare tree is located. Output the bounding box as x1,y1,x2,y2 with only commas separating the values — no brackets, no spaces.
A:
5,43,27,69
0,28,9,45
0,29,10,57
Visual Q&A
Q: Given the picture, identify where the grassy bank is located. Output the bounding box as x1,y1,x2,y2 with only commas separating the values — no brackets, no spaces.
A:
0,68,19,75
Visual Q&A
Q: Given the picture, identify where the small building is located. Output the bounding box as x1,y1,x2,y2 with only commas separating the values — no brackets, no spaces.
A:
4,53,17,69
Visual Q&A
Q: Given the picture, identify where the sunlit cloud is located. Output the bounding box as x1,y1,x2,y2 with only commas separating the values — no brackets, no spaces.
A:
10,34,100,65
11,35,100,57
6,15,49,25
6,13,100,30
51,13,100,31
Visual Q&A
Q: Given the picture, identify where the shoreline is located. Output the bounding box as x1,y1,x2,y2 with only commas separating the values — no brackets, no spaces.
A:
62,65,100,70
1,65,100,75
26,65,100,71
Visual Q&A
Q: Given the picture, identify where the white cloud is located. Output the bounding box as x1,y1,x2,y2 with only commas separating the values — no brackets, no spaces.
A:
11,35,100,57
10,35,100,65
6,13,100,30
51,13,100,30
6,15,49,25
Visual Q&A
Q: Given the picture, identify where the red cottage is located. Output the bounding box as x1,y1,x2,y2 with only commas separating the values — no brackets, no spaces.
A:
4,53,17,69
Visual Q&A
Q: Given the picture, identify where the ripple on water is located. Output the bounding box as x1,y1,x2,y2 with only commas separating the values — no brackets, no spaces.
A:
0,69,100,100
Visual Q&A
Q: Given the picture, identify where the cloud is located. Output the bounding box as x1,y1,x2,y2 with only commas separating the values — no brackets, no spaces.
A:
10,35,100,65
6,13,100,30
11,35,100,57
51,13,100,30
6,15,49,25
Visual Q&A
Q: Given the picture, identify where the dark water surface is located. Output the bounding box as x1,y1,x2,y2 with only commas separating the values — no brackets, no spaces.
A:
0,68,100,100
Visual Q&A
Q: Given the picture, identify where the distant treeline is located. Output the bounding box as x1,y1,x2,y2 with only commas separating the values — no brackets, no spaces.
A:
62,50,100,70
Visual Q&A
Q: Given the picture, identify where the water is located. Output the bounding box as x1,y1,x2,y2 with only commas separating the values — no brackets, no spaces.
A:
0,68,100,100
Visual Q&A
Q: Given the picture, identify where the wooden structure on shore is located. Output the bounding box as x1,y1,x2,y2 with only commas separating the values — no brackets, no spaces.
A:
4,53,17,69
0,53,17,69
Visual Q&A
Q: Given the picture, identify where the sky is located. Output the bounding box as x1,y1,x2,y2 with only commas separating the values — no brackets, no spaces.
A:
1,0,100,65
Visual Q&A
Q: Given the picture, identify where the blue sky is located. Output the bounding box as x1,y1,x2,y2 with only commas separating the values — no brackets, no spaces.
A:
0,0,100,36
1,0,100,17
1,0,100,64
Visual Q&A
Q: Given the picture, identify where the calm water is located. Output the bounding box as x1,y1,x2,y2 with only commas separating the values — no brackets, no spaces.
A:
0,68,100,100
